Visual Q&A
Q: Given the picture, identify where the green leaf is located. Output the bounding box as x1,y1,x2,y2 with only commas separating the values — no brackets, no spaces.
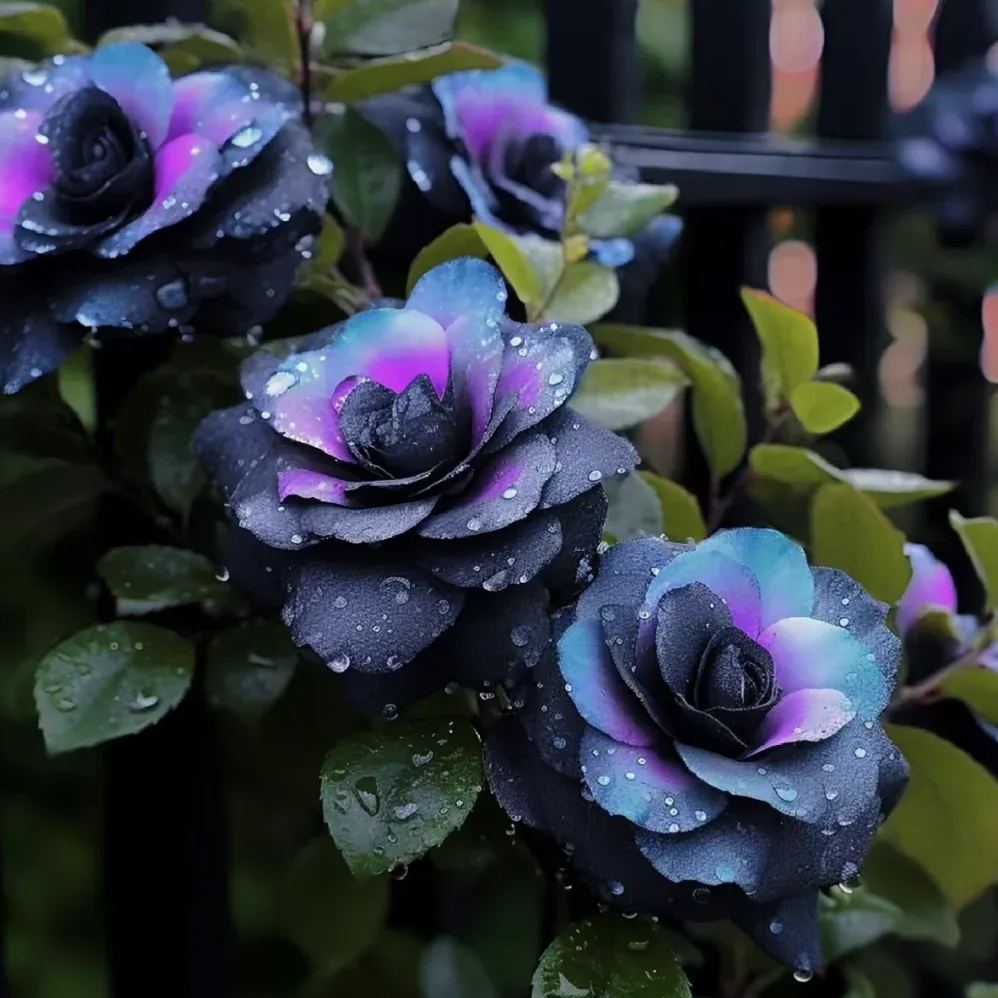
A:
0,380,91,465
749,445,955,508
0,3,71,56
578,181,678,239
0,463,105,555
941,667,998,727
968,985,998,998
305,930,423,998
98,22,243,74
821,841,959,961
741,288,819,411
97,545,230,616
320,717,482,877
604,472,663,542
323,0,459,57
950,511,998,611
639,472,706,542
593,324,746,477
280,837,389,973
473,221,542,308
148,371,235,516
205,619,299,720
882,725,998,908
421,937,498,998
531,916,692,998
325,41,502,101
570,358,685,431
34,622,194,753
322,109,401,242
406,224,489,294
544,261,619,324
215,0,295,66
789,380,861,434
810,483,911,603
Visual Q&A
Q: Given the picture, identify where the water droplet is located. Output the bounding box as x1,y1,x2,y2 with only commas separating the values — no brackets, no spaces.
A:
231,124,263,148
588,470,603,482
596,775,611,786
715,864,736,883
466,517,482,532
548,372,564,386
129,691,159,712
775,786,799,803
155,279,188,310
327,652,351,673
609,880,624,896
353,777,380,815
306,152,332,176
382,703,398,721
265,370,297,397
502,486,518,500
769,920,784,935
393,802,418,821
854,747,867,759
692,886,711,903
333,595,348,609
510,626,530,648
793,969,813,983
55,696,76,712
215,567,230,582
412,750,434,767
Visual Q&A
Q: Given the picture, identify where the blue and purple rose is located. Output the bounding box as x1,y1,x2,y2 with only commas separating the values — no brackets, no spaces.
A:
193,257,637,706
362,61,680,310
0,42,329,394
487,528,907,972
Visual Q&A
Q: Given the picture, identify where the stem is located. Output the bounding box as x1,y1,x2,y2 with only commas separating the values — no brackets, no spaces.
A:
706,407,787,534
889,652,982,715
295,0,314,127
347,228,383,301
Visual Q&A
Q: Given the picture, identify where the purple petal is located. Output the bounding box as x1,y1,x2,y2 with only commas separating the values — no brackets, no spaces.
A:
746,688,856,756
0,55,90,115
433,61,587,163
259,309,450,460
581,727,728,834
557,617,657,746
758,617,889,720
0,110,52,262
94,133,222,257
90,43,172,149
697,528,814,630
898,543,958,636
167,71,253,144
417,431,556,539
277,467,352,504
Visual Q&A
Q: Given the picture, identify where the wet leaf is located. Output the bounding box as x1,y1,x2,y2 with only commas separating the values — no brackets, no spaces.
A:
639,471,706,542
950,511,998,611
789,380,861,435
571,358,685,431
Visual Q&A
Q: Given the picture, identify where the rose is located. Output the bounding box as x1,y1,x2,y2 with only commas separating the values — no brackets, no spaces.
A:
361,61,681,312
193,257,637,708
0,42,329,394
486,528,907,972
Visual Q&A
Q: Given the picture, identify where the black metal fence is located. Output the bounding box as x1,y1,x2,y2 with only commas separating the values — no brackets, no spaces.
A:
12,1,997,995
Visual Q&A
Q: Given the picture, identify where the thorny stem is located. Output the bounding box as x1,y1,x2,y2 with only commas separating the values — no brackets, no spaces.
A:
295,0,314,127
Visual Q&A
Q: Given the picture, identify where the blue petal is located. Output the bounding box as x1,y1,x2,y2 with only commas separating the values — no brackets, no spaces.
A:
90,43,173,149
581,727,728,834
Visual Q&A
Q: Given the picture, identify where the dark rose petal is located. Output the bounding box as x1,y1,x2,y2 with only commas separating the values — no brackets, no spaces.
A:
539,407,638,507
414,511,562,590
581,727,728,834
437,580,551,689
675,721,891,825
0,302,78,394
736,891,822,976
281,554,464,673
655,582,733,693
539,485,606,594
418,431,557,539
558,616,658,747
811,566,901,688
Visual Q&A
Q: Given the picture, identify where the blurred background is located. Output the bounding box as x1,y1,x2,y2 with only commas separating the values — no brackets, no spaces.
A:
2,1,997,996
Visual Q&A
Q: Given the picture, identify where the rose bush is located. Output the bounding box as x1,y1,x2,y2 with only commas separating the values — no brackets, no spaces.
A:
0,41,328,394
193,256,637,705
487,528,907,972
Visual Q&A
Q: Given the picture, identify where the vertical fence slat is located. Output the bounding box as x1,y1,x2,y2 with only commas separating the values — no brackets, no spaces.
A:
544,0,639,123
813,0,893,465
683,0,771,443
925,0,997,593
